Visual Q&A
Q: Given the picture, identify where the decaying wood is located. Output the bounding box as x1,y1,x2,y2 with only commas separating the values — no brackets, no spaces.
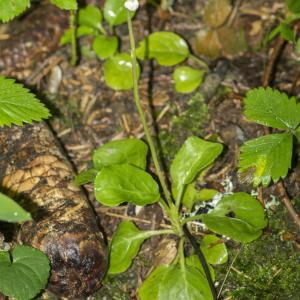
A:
0,123,108,298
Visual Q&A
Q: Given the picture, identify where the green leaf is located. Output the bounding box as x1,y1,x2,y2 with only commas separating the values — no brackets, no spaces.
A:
74,168,98,185
197,189,218,202
78,5,102,30
0,0,30,22
200,234,228,265
104,0,135,26
109,221,156,274
104,53,140,90
94,164,160,206
138,265,170,300
278,23,295,42
244,87,300,130
296,126,300,142
287,0,300,13
0,77,50,126
173,67,205,93
60,26,95,45
0,246,50,300
185,255,215,281
136,32,190,66
239,133,293,187
50,0,77,10
181,183,198,211
170,137,223,188
0,192,31,223
93,35,118,59
158,264,213,300
202,192,268,243
93,138,148,170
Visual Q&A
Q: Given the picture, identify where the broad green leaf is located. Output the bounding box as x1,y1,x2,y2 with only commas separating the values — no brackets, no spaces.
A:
181,183,198,211
296,126,300,142
50,0,77,10
0,0,30,22
173,67,205,93
170,137,223,188
0,77,50,126
287,0,300,13
109,221,157,274
158,264,213,300
93,35,118,59
0,246,50,300
197,189,218,202
185,255,215,281
200,235,228,265
138,265,170,300
0,192,31,223
60,26,95,45
239,133,293,187
74,168,98,185
78,5,102,30
136,32,190,66
278,23,295,42
94,164,160,206
244,87,300,130
202,192,268,243
104,0,135,26
203,0,232,28
93,138,148,170
104,53,140,90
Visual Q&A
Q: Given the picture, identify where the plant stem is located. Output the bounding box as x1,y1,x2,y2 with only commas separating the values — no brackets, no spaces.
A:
175,186,184,209
181,214,203,225
179,237,185,271
146,229,174,237
70,10,77,66
189,54,209,70
126,11,173,209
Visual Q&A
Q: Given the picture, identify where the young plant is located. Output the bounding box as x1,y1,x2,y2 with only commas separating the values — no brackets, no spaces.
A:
76,3,268,299
0,77,51,299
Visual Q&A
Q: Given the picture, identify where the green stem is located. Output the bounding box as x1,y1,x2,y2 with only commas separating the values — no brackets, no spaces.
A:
179,237,186,271
126,11,173,209
70,10,77,66
145,229,174,237
181,214,203,225
189,54,209,70
175,186,184,209
99,23,108,36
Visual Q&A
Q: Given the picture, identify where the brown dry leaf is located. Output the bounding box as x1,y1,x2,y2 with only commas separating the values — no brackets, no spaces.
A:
151,237,177,269
203,0,232,28
217,26,247,56
195,29,222,60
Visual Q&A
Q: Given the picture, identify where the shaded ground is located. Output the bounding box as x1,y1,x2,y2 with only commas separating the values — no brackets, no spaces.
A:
0,0,300,299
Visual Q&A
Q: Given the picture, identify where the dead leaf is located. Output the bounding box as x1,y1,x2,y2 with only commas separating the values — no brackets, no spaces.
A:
195,29,222,59
204,0,232,28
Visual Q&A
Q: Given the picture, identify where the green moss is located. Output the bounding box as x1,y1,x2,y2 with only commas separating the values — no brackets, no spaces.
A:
159,92,209,164
216,201,300,299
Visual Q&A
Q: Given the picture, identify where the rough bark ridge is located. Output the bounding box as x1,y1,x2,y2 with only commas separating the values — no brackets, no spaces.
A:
0,122,108,298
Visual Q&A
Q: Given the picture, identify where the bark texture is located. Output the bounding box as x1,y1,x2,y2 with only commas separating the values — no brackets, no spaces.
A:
0,123,108,298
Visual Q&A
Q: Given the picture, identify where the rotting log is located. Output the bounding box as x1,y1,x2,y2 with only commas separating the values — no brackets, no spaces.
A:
0,123,108,298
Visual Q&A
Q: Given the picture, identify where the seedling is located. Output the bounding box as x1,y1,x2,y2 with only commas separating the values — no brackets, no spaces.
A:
75,5,268,299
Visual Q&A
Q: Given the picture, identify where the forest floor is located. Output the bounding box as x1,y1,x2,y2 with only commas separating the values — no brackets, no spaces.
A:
0,0,300,299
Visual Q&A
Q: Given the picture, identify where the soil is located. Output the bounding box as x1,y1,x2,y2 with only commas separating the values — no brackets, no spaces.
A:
0,0,300,299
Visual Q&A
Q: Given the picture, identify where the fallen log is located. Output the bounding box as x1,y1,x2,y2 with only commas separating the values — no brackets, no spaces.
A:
0,122,108,298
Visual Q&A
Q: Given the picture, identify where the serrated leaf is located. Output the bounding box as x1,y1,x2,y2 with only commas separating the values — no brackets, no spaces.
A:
239,133,293,187
93,35,118,59
203,0,232,28
74,168,97,185
0,0,30,22
94,164,160,206
104,53,140,90
50,0,77,10
136,32,190,66
200,235,228,265
0,77,50,126
173,67,205,93
104,0,135,26
158,264,213,300
202,192,268,243
78,5,102,30
93,138,148,170
0,192,31,223
0,246,50,300
109,221,156,274
170,137,223,188
244,87,300,130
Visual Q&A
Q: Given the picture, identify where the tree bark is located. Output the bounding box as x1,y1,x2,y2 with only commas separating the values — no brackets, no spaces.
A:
0,122,108,298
